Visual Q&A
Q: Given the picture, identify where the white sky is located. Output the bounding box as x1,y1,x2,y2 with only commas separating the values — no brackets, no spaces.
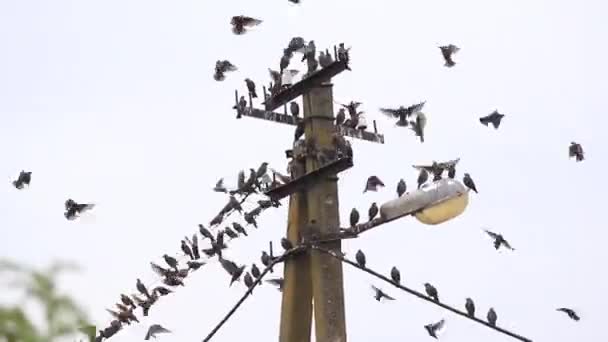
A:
1,0,607,341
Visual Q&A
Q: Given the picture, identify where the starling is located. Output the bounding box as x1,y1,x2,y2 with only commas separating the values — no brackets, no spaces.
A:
349,208,360,227
136,279,151,299
214,60,237,82
556,307,580,321
162,254,178,270
281,237,293,251
245,78,258,98
64,199,95,220
465,298,475,317
417,169,429,189
219,257,246,286
209,212,224,226
424,319,445,339
355,249,366,268
390,266,400,284
12,170,32,189
335,108,346,125
261,251,273,273
191,234,200,260
224,227,238,239
396,179,406,197
251,263,261,279
487,308,497,326
120,294,135,308
187,260,206,271
439,44,459,67
294,121,305,141
230,15,262,35
463,173,478,193
213,178,227,193
479,110,505,129
244,211,258,228
256,162,269,179
447,165,456,179
483,229,515,250
199,224,214,240
163,276,184,287
371,285,395,301
180,240,193,260
379,102,424,127
152,286,172,296
144,324,171,340
290,101,300,117
368,202,378,221
301,40,316,62
424,283,439,301
266,278,284,291
569,142,584,162
363,175,385,193
409,112,426,143
337,43,350,65
232,222,248,236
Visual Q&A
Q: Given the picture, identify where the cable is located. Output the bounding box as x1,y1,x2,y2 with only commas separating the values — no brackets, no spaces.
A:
201,246,305,342
310,245,534,342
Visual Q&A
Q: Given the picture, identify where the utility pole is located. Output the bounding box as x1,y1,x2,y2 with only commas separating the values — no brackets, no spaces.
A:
234,45,384,342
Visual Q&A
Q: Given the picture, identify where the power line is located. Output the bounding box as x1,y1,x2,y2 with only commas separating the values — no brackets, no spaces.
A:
310,245,534,342
201,246,306,342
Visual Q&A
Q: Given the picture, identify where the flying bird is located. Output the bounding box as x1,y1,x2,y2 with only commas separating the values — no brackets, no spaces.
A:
144,324,171,340
350,208,360,227
355,249,366,268
424,283,439,301
483,229,515,251
439,44,460,67
465,298,475,317
363,175,385,193
556,308,580,321
64,199,95,220
390,266,400,284
569,142,584,162
379,102,425,126
213,178,227,193
219,257,246,286
245,78,258,98
214,60,237,81
371,285,395,301
479,110,505,129
409,112,426,143
12,170,32,189
396,179,406,197
424,319,445,339
487,308,498,326
266,278,284,291
230,15,262,35
368,202,378,221
463,173,478,193
417,169,429,189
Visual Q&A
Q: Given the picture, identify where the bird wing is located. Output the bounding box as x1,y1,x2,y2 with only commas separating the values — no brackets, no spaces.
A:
383,292,396,300
379,108,401,118
568,144,576,157
220,257,238,274
150,262,168,277
370,284,380,293
370,176,385,186
266,278,283,286
406,101,426,115
215,178,224,188
434,319,446,331
242,17,263,26
502,240,515,250
484,229,500,239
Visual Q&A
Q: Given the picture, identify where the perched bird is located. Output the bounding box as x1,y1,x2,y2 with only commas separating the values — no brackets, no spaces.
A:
281,237,293,251
180,240,193,260
487,308,498,326
439,44,460,67
213,178,227,193
120,294,135,309
261,251,274,273
409,112,426,143
162,254,178,270
290,101,300,117
12,170,32,189
417,169,429,189
463,173,478,193
144,324,171,340
424,319,445,339
224,227,238,239
371,285,395,301
447,165,456,179
479,110,505,129
556,308,580,321
251,263,261,279
350,208,360,227
368,202,378,221
256,162,269,178
199,224,214,240
187,260,206,271
318,51,333,68
396,179,407,197
335,108,346,125
64,199,95,220
363,175,385,193
294,121,305,141
301,40,316,62
230,15,262,35
233,96,248,119
337,43,350,65
232,222,248,236
424,283,439,301
483,229,515,251
136,278,151,299
191,234,200,260
569,142,584,162
465,298,475,317
219,257,246,286
153,286,172,296
245,78,258,98
243,272,254,288
390,266,400,284
266,278,284,291
355,249,366,268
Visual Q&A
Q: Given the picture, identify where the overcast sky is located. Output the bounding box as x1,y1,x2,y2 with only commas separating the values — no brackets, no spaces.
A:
1,0,607,341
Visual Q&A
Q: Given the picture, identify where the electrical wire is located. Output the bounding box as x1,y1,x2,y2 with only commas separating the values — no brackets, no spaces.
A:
310,245,534,342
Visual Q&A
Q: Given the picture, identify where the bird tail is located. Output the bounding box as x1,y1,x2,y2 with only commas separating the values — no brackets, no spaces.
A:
444,60,455,68
252,91,258,98
491,120,500,129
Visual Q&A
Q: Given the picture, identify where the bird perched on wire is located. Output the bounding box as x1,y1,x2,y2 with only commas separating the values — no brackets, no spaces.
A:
483,229,515,251
465,298,475,317
363,175,385,193
479,110,505,129
214,60,237,81
371,285,395,302
424,319,445,339
368,202,378,221
424,283,439,302
463,173,478,193
12,170,32,189
144,324,171,340
64,199,95,220
556,307,580,321
355,249,366,268
439,44,460,67
350,208,360,228
219,257,246,286
230,15,262,35
245,78,258,98
569,142,584,162
390,266,401,284
487,308,498,326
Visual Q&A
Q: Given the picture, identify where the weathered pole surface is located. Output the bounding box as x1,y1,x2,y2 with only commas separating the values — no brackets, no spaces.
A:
279,178,313,342
303,83,348,342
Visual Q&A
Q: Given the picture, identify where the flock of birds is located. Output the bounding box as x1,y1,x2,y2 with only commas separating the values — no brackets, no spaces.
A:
6,1,589,341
